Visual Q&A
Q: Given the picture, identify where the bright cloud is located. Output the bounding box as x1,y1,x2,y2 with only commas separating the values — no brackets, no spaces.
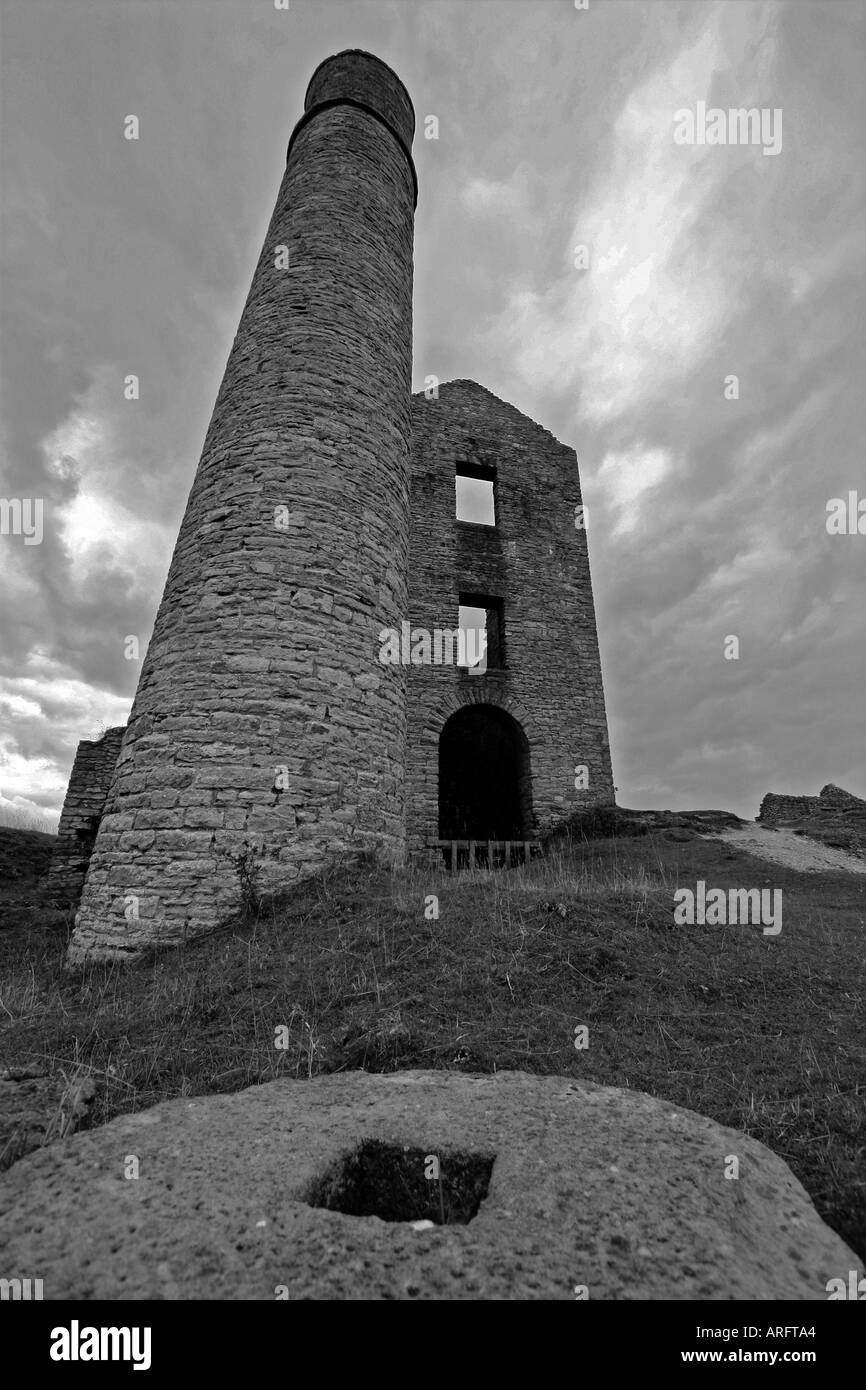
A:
41,376,174,597
595,447,674,537
484,3,789,424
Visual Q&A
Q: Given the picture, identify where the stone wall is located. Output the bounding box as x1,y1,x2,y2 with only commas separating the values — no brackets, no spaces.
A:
404,380,615,854
818,783,866,811
45,728,125,902
758,785,866,856
758,787,866,823
67,51,417,962
758,793,820,824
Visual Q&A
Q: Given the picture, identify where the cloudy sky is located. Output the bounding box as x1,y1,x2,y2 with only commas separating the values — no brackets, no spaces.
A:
0,0,863,828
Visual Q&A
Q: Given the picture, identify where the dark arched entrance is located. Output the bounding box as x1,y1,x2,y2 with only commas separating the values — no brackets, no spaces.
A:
438,704,532,840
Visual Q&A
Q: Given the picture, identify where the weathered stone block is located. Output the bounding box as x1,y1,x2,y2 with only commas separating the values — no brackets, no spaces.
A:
0,1071,857,1299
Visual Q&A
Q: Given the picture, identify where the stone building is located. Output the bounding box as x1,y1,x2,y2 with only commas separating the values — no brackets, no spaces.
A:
758,785,866,824
406,380,613,859
65,50,613,963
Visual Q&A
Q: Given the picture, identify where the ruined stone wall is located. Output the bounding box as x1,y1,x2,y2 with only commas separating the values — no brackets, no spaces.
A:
818,783,866,811
68,51,417,962
757,784,866,855
45,728,125,902
405,380,615,853
758,787,866,823
758,793,821,823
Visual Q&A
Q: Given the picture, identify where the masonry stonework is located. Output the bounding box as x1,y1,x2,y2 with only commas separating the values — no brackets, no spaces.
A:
405,381,614,854
65,50,614,963
757,793,820,824
67,51,417,961
757,785,866,857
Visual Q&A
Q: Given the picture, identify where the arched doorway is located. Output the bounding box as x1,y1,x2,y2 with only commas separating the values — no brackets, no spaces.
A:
438,704,532,840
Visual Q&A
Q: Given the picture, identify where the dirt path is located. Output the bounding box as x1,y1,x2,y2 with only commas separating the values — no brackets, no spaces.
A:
701,824,866,874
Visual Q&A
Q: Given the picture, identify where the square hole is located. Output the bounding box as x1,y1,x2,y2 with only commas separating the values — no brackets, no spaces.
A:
458,594,505,670
457,604,487,670
456,465,496,525
303,1139,495,1225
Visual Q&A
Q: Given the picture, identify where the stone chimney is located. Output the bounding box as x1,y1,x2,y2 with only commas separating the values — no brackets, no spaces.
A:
68,52,417,962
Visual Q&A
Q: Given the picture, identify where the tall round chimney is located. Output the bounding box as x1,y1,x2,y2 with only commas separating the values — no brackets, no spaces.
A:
69,51,416,961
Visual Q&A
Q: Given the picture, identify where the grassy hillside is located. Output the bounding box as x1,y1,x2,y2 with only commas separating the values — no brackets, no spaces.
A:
1,829,863,1260
0,825,56,885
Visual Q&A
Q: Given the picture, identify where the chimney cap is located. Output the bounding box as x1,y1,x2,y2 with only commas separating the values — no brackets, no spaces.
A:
304,49,415,148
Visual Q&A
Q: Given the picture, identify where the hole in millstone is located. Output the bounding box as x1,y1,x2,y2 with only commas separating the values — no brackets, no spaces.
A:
303,1140,496,1225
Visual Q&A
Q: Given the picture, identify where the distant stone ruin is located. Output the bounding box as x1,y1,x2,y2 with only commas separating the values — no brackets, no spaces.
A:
758,784,866,856
814,784,866,812
61,50,614,964
758,784,865,823
758,793,818,822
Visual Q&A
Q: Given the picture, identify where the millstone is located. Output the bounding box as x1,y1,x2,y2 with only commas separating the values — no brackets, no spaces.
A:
0,1070,856,1299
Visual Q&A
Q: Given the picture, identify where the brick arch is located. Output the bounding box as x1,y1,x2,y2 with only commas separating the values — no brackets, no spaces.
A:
418,684,543,757
410,685,541,848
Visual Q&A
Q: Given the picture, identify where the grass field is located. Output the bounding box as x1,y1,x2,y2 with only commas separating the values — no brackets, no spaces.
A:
1,828,863,1259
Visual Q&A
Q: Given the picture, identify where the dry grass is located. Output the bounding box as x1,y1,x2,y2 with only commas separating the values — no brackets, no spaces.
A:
1,830,863,1258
